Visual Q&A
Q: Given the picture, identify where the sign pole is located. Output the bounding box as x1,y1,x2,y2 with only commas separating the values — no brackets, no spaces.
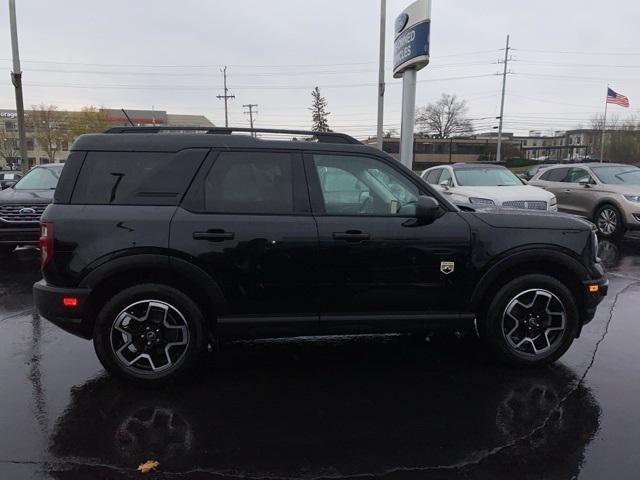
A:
400,69,417,169
394,0,431,170
376,0,387,151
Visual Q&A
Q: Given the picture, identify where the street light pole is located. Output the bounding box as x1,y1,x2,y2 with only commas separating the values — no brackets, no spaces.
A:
8,0,29,173
376,0,386,151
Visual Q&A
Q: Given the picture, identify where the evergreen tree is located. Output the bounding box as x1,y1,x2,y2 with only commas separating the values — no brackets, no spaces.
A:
309,87,331,132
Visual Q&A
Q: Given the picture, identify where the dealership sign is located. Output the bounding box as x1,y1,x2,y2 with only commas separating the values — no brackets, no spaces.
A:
393,0,431,78
0,111,18,119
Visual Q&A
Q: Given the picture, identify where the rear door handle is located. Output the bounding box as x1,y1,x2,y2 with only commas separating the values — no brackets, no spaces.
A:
333,231,370,242
193,230,235,241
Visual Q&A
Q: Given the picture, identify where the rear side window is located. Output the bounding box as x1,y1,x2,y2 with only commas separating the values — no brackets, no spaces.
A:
71,150,206,205
541,167,569,182
203,152,294,214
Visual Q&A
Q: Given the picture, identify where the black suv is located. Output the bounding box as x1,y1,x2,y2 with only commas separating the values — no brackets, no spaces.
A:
34,127,608,384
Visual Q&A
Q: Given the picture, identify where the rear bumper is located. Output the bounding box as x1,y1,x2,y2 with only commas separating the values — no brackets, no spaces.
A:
0,226,39,245
33,279,92,339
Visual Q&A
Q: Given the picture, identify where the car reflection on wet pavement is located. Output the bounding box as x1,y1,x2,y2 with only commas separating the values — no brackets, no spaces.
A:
0,240,639,480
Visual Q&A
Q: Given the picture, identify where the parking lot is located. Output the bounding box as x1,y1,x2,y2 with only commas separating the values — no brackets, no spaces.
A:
0,238,636,479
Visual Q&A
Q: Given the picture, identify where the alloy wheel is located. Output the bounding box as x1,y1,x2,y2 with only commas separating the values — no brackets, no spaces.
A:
597,208,618,236
501,289,566,357
110,300,190,375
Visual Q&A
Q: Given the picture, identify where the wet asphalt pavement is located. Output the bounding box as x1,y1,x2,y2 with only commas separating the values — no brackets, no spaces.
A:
0,240,639,480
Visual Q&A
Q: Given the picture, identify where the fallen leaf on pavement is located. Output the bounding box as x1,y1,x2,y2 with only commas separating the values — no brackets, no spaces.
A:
137,460,159,473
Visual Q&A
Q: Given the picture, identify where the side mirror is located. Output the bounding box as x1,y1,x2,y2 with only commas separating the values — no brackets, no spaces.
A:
415,196,440,224
1,181,16,190
579,179,592,188
439,180,451,190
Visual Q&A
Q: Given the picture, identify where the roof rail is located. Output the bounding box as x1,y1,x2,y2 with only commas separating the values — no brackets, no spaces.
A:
103,126,362,145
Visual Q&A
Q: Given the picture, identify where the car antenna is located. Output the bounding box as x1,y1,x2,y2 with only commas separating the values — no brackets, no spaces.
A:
121,108,135,126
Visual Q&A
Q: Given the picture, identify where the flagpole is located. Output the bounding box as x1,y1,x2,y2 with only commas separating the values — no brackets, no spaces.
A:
600,85,609,163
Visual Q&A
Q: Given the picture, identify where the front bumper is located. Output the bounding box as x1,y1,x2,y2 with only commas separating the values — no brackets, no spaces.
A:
0,225,39,245
581,276,609,325
33,279,92,339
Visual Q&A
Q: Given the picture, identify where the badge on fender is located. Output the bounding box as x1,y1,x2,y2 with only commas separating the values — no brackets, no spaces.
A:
440,261,455,275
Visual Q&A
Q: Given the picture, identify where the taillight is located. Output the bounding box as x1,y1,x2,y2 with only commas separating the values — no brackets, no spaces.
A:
39,222,54,267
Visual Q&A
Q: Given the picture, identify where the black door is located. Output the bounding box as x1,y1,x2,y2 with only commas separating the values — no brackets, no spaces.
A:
305,152,472,321
171,150,319,324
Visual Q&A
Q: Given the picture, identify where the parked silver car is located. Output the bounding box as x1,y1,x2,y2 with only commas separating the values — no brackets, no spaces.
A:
529,163,640,238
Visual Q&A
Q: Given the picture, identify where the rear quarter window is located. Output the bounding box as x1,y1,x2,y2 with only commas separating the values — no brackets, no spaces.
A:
70,150,207,205
541,167,569,182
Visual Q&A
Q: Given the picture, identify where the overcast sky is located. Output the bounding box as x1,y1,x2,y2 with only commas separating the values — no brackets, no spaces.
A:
1,0,639,138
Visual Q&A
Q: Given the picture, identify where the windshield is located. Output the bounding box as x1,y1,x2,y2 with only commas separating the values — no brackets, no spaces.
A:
591,166,640,185
14,165,63,190
454,167,523,187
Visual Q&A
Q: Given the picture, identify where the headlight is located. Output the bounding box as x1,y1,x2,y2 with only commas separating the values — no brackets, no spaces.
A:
549,196,558,211
623,194,640,203
469,197,496,206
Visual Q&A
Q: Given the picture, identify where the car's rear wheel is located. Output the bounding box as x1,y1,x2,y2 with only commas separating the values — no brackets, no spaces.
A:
595,204,625,239
93,284,206,385
483,274,579,367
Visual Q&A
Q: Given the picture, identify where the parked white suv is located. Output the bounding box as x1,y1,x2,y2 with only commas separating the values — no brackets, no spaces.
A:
422,163,557,211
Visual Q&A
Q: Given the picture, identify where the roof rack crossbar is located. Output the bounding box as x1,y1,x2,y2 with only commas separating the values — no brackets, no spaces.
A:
104,126,361,145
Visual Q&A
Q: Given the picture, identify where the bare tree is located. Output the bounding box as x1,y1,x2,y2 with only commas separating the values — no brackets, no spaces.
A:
591,113,640,163
416,94,473,138
0,128,19,168
309,87,331,132
29,105,70,162
68,106,111,138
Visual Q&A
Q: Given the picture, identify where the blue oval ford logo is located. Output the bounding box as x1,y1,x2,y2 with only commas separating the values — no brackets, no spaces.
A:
19,207,36,215
395,13,409,34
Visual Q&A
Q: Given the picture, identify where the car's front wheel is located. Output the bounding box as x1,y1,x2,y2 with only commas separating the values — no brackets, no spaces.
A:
483,274,579,367
93,284,207,385
595,204,625,239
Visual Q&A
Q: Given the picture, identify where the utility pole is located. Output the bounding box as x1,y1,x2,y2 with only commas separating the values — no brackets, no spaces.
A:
8,0,29,173
376,0,386,150
496,34,510,163
243,104,258,136
216,66,235,127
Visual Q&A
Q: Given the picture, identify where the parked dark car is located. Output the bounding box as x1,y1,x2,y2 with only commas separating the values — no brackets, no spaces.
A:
34,127,607,385
0,171,22,190
0,164,62,257
521,164,555,182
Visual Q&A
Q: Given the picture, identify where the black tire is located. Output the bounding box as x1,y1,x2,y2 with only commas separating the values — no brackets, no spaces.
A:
594,203,626,239
482,274,579,367
93,284,207,386
0,245,16,259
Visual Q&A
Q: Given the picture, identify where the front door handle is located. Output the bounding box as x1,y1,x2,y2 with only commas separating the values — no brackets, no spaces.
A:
564,189,572,193
193,230,235,241
333,231,370,242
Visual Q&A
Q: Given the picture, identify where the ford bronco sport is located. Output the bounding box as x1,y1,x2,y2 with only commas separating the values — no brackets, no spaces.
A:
34,127,608,384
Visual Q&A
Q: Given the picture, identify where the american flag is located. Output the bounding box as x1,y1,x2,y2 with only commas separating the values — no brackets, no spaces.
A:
607,88,630,108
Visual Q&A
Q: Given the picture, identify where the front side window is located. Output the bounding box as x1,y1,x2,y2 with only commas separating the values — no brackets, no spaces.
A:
313,154,419,216
425,169,442,185
204,152,294,214
454,167,522,187
439,169,453,187
567,168,594,184
14,165,62,190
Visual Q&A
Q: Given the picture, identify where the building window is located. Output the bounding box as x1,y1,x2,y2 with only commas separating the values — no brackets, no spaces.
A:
4,121,16,131
26,138,34,150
